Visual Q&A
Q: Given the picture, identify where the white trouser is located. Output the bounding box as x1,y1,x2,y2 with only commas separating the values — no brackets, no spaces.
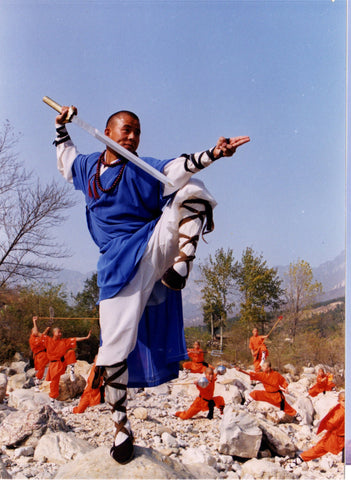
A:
96,179,216,367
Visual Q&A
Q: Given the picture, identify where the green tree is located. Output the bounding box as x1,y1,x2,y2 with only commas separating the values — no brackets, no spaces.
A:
73,272,99,316
285,259,323,339
235,247,284,333
198,248,237,350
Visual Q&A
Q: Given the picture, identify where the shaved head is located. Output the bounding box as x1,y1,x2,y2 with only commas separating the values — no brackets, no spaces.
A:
106,111,140,128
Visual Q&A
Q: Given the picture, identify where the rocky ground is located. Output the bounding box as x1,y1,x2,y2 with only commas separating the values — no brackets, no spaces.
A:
0,357,345,479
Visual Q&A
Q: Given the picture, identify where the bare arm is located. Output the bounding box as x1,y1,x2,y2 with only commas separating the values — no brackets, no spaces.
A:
75,330,91,342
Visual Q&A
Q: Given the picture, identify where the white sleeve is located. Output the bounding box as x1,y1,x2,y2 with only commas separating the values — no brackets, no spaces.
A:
163,148,218,196
54,124,79,184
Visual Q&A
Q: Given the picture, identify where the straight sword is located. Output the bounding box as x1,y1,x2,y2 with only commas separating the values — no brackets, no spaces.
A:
43,96,174,187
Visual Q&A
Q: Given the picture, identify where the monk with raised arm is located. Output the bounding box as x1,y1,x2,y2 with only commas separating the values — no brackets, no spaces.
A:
44,327,91,405
29,316,50,391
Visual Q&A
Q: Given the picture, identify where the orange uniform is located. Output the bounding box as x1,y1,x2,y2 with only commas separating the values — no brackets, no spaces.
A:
249,369,296,417
29,333,49,380
183,348,207,373
249,335,268,372
300,403,344,461
44,336,77,399
308,372,336,397
175,374,225,420
73,363,102,414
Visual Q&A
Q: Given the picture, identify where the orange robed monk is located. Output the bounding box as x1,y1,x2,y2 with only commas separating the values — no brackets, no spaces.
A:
236,361,301,421
175,367,225,420
249,327,269,372
308,367,336,397
29,316,50,391
287,391,345,468
182,341,208,373
44,326,91,403
73,357,103,414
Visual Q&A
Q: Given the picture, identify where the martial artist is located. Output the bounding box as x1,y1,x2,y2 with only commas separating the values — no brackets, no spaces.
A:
249,327,269,372
53,105,249,464
182,341,208,373
29,316,50,392
236,360,301,421
308,367,336,397
175,366,225,420
287,391,344,468
44,327,91,405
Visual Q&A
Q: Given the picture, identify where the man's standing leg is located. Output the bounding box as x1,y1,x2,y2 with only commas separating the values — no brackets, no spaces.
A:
96,178,216,464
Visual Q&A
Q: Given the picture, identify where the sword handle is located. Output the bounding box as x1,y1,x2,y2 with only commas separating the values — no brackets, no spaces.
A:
43,96,62,113
43,96,76,123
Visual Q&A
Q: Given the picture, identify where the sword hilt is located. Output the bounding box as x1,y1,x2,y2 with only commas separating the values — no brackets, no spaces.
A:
43,96,76,123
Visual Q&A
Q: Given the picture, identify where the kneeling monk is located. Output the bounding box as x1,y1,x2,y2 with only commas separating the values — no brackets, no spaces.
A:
308,367,336,397
287,391,344,467
236,360,301,421
182,341,208,373
175,367,225,420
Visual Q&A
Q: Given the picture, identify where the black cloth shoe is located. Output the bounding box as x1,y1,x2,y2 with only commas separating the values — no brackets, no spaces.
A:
161,267,186,290
110,437,134,464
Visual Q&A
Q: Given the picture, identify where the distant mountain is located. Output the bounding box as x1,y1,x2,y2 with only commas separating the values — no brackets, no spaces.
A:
52,251,345,326
275,250,346,303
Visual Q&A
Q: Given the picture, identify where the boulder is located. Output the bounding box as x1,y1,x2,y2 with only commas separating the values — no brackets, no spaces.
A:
34,432,94,464
8,389,52,410
40,373,86,401
7,373,27,392
312,391,338,423
54,445,204,479
256,417,297,456
181,445,216,467
0,373,7,403
241,458,293,479
0,457,12,479
218,407,262,458
292,395,314,425
0,405,69,448
8,360,28,374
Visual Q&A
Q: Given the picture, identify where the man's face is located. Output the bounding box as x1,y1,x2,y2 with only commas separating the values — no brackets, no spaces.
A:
262,362,270,373
53,328,62,339
105,114,141,153
205,370,214,382
252,328,258,336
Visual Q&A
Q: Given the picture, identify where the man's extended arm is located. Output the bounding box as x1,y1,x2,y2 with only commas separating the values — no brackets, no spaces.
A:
163,136,250,196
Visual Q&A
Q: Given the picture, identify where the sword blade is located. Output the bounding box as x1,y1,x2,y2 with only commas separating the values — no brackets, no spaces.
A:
71,116,173,187
43,96,173,187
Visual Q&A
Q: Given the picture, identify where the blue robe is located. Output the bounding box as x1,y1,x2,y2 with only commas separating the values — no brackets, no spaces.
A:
72,152,187,386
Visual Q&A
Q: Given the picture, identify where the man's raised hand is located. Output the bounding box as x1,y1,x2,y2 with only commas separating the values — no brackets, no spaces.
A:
213,135,250,159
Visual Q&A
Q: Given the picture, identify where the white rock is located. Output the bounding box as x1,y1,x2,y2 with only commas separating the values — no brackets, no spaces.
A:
13,447,34,458
34,432,94,464
181,445,217,467
0,373,7,403
218,408,262,458
7,373,27,392
54,445,204,479
241,458,292,479
8,389,50,410
161,432,179,447
133,407,148,420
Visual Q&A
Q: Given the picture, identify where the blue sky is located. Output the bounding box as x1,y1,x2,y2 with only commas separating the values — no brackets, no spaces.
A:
0,0,346,274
